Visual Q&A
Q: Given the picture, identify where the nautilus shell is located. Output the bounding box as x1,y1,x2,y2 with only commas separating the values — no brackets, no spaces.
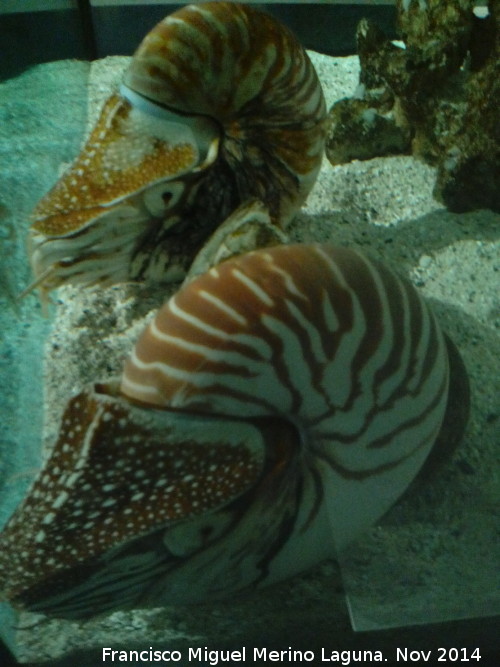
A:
0,242,466,619
26,2,326,297
1,0,469,623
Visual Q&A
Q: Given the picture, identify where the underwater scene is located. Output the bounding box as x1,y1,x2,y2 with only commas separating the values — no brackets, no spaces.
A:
0,1,499,664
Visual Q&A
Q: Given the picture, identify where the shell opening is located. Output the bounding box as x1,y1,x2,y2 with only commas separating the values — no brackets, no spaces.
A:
120,83,221,167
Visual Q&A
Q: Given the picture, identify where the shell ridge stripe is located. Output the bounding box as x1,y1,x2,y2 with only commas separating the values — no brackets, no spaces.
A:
167,296,230,339
279,297,333,418
259,312,310,415
314,421,439,480
149,316,273,366
121,375,163,402
231,268,274,306
198,289,247,325
178,384,282,416
315,366,448,451
372,271,409,401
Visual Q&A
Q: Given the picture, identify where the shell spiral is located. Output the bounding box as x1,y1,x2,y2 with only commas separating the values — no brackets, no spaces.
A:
123,1,326,215
0,243,457,618
122,243,449,467
27,2,326,294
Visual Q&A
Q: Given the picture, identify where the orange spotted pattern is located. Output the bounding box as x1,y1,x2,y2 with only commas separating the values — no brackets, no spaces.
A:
32,95,197,235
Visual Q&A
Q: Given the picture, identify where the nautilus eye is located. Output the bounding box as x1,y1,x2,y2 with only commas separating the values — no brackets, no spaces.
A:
25,1,326,297
0,243,468,620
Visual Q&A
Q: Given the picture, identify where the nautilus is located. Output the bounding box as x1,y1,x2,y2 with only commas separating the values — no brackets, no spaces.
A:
26,1,326,298
0,2,469,621
0,242,468,619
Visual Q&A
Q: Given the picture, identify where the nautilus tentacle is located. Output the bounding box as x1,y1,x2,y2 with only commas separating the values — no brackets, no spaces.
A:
26,2,326,297
0,243,466,620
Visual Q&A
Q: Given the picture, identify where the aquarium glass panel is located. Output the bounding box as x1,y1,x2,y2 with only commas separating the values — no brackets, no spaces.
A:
0,2,498,663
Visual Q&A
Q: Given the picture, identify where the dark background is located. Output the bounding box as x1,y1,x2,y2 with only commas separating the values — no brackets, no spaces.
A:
0,1,396,79
1,615,499,666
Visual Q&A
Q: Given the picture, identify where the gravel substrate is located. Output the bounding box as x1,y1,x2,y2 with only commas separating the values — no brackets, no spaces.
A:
0,50,498,664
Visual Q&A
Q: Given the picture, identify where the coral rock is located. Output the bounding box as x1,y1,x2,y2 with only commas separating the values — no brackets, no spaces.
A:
326,0,500,213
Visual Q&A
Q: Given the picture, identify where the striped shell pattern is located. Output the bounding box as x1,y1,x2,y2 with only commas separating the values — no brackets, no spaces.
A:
26,1,326,297
0,3,467,621
0,243,454,618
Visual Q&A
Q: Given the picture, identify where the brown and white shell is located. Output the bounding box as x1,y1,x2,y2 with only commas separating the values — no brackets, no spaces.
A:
0,242,470,619
27,2,326,297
